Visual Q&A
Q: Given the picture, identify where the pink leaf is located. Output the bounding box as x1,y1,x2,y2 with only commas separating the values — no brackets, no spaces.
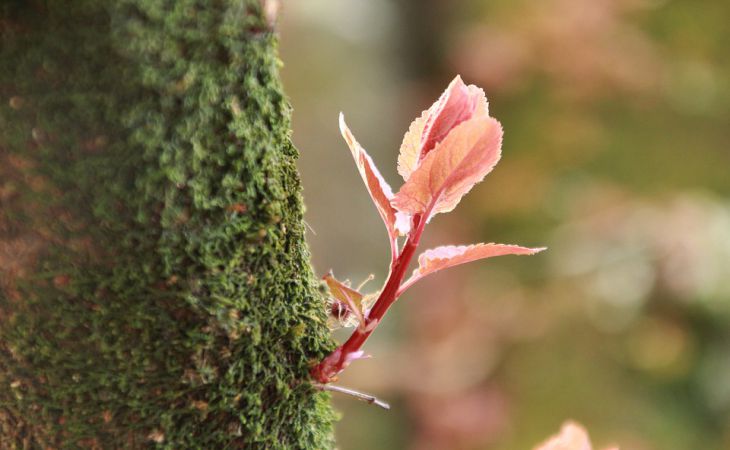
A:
533,421,618,450
339,114,410,251
397,76,489,181
392,115,503,221
534,422,593,450
312,347,370,383
400,243,545,293
344,350,370,365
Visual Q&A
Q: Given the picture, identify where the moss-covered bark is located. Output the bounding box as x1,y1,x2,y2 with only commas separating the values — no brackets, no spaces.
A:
0,1,335,447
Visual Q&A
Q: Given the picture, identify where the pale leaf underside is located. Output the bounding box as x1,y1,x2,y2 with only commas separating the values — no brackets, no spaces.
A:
400,243,546,292
397,109,428,181
339,114,410,248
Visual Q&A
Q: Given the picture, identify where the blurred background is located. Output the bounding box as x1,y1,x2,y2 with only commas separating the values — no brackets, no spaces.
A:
278,1,730,448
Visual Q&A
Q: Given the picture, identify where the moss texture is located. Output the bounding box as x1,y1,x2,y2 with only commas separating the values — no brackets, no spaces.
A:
0,1,335,447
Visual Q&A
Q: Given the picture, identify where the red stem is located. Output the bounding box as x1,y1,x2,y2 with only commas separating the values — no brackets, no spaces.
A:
311,214,425,383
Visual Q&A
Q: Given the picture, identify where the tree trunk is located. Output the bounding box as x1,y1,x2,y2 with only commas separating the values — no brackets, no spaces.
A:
0,1,335,447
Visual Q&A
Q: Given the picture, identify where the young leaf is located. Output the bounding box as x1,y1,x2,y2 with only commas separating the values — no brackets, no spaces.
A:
397,109,428,181
397,76,489,181
420,77,488,162
534,422,592,450
392,115,503,221
399,243,545,294
311,347,370,383
323,272,366,327
533,421,618,450
339,114,410,253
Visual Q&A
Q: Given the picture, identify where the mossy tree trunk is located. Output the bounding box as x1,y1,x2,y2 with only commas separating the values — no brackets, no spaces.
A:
0,1,335,447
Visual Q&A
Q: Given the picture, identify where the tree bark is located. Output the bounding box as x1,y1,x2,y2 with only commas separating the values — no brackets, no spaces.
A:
0,1,335,448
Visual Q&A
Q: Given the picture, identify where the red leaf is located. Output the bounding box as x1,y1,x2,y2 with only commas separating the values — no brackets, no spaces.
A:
392,116,503,221
397,75,488,181
400,243,545,293
339,114,410,253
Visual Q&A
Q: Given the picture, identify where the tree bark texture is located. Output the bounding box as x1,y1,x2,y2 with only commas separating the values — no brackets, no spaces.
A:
0,1,335,448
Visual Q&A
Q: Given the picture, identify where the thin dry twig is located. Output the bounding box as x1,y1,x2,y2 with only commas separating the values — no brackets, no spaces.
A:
313,383,390,410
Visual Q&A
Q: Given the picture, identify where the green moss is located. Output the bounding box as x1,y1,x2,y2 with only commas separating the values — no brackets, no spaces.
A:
0,1,335,447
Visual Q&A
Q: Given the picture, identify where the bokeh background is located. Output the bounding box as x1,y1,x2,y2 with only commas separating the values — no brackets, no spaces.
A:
278,1,730,448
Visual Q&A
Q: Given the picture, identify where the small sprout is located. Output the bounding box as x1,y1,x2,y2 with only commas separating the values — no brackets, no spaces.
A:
311,75,545,388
